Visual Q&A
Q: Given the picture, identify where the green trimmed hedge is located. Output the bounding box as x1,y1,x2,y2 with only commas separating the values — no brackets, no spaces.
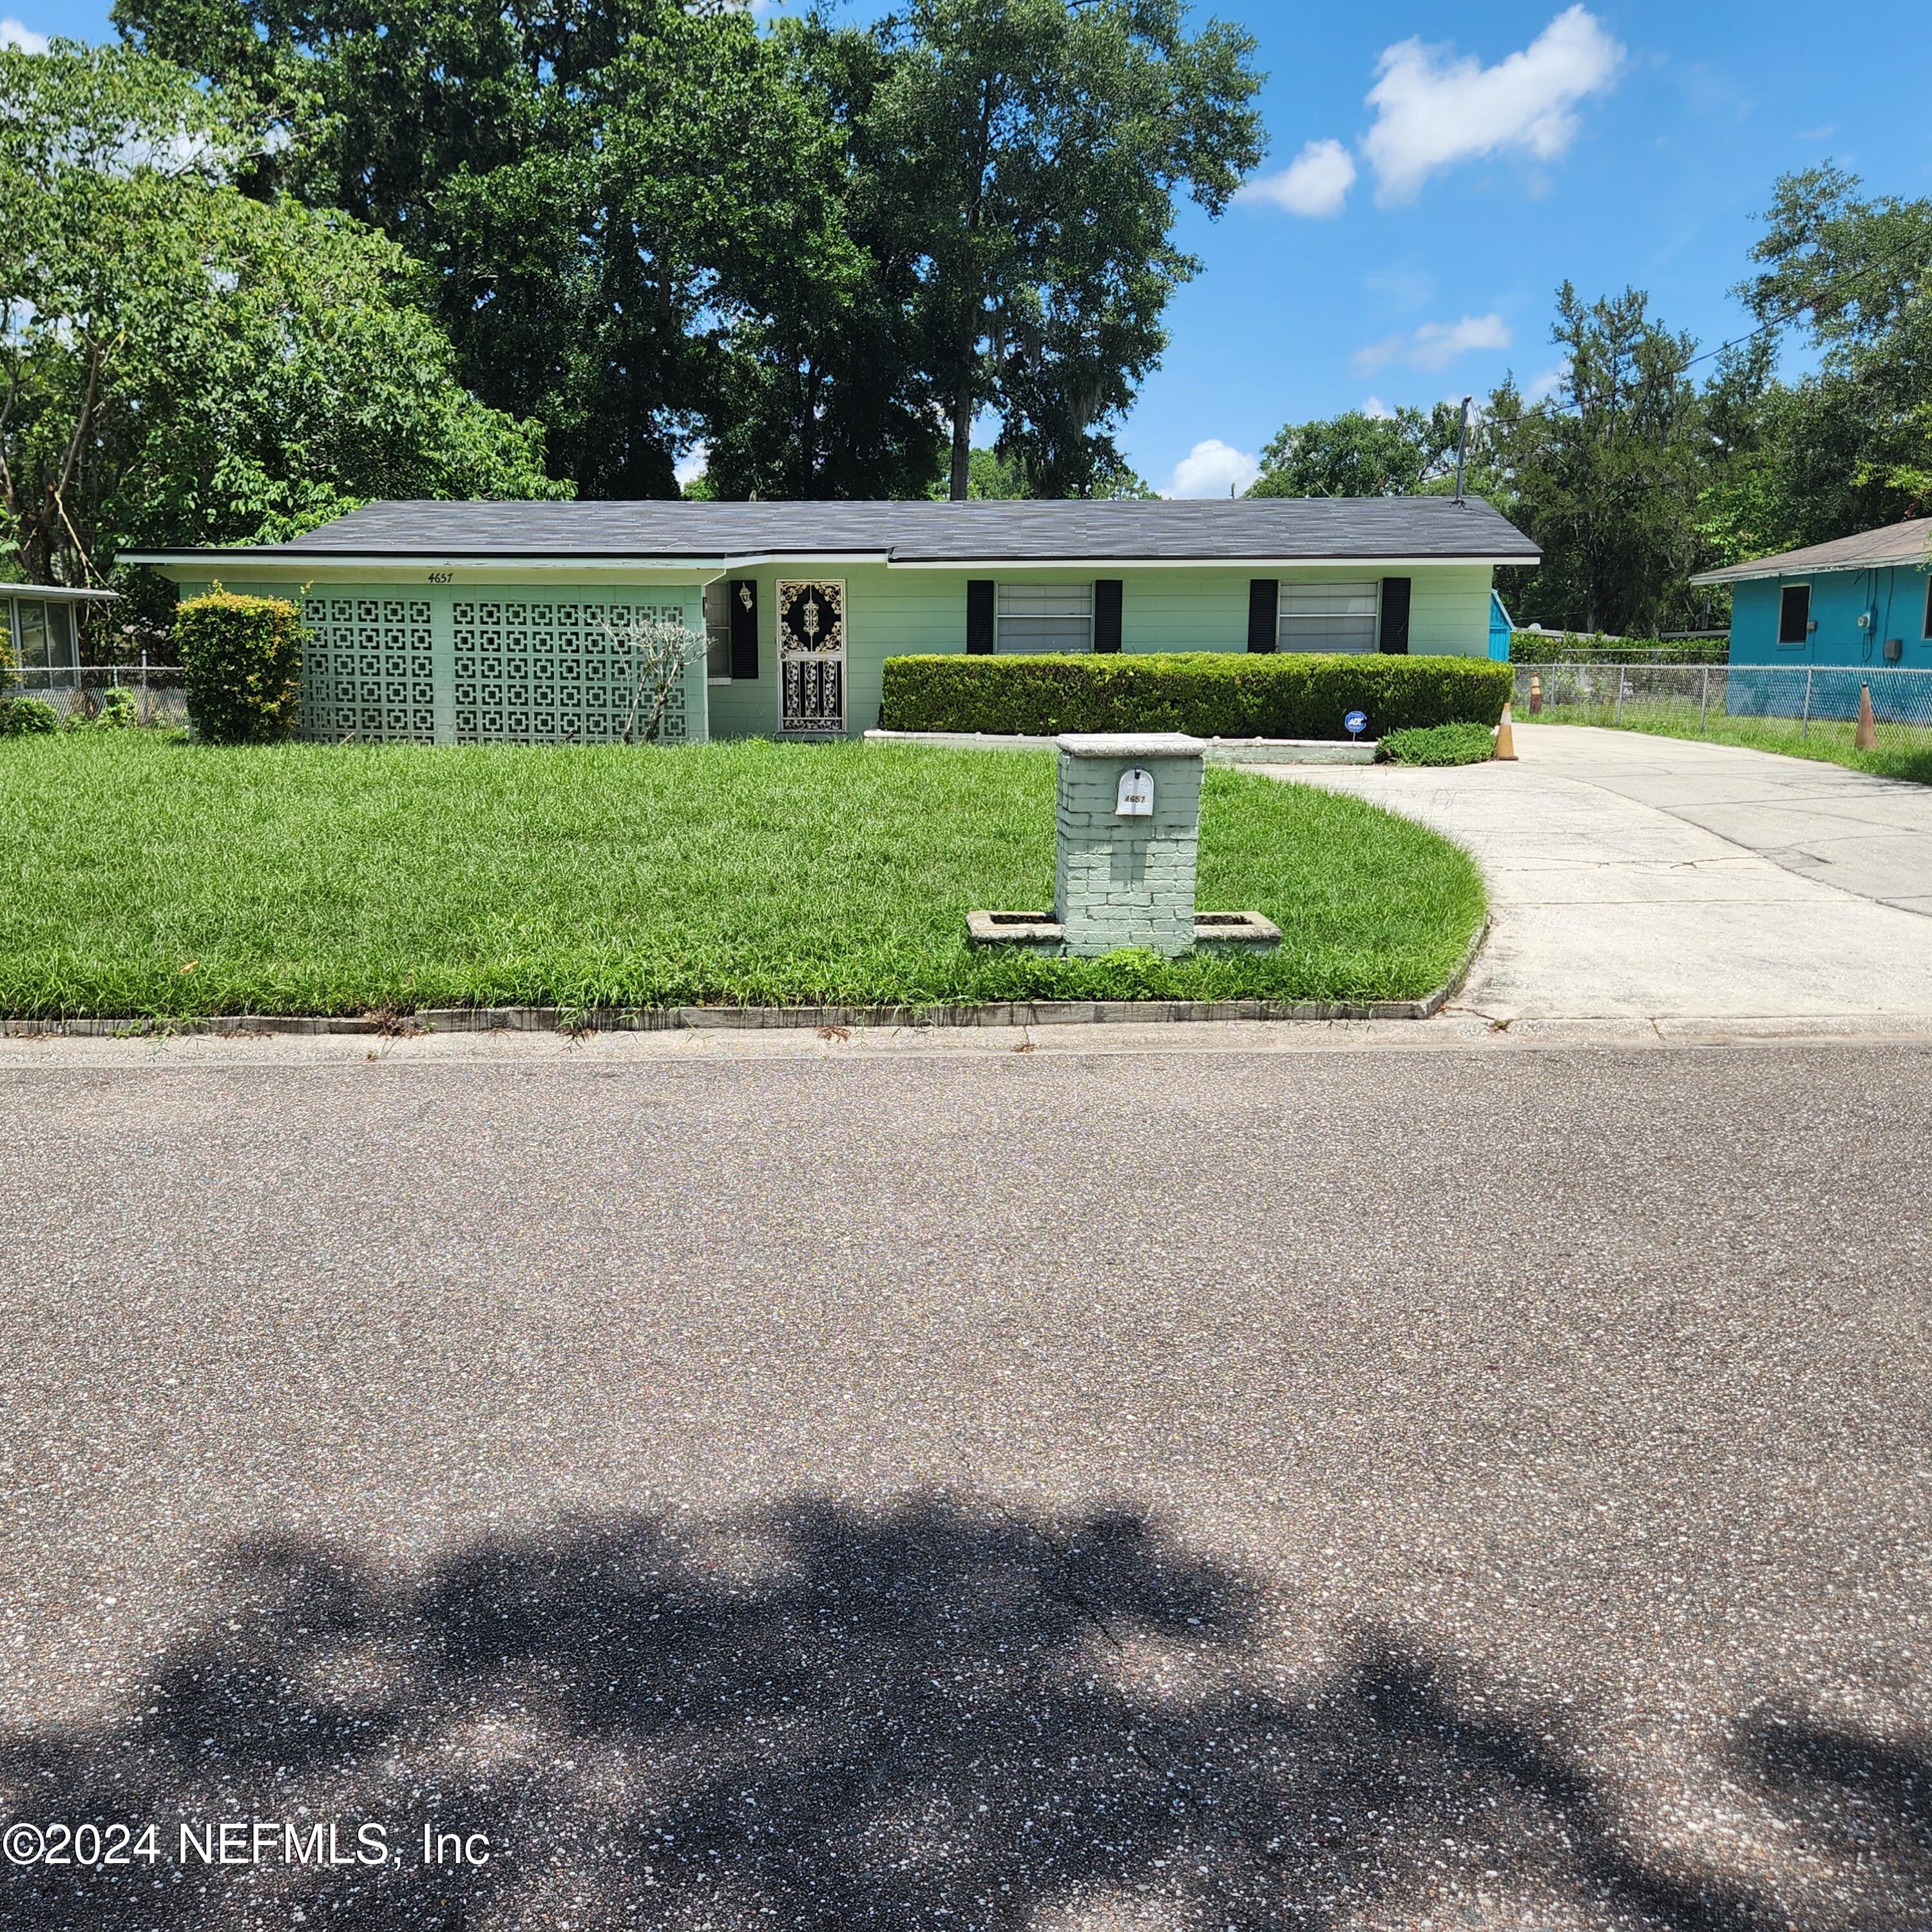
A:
177,588,302,745
879,651,1513,739
1510,630,1726,665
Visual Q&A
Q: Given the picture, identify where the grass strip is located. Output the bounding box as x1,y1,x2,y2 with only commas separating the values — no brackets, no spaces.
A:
1535,706,1932,785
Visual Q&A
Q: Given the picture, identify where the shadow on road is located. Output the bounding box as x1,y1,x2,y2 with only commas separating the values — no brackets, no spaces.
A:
0,1495,1922,1929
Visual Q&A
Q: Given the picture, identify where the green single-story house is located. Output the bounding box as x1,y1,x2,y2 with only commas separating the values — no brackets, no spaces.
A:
124,497,1538,744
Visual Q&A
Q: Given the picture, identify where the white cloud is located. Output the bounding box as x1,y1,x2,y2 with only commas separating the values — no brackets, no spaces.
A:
1353,312,1512,375
1239,138,1357,218
1363,6,1622,204
1361,396,1396,420
674,443,709,489
1526,363,1569,403
0,15,49,50
1166,439,1259,499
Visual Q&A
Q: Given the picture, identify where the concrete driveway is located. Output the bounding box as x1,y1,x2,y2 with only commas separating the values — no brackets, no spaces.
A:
1261,724,1932,1028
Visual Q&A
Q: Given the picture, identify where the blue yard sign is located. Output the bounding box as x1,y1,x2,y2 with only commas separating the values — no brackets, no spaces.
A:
1344,709,1367,741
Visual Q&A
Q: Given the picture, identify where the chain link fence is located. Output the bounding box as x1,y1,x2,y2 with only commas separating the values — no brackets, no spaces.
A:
6,660,187,727
1512,662,1932,762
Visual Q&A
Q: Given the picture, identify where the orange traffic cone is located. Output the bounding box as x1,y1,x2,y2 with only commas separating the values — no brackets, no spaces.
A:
1528,673,1544,715
1494,702,1518,761
1855,682,1878,751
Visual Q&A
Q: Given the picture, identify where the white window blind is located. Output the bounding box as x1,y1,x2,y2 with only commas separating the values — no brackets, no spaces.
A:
1278,581,1379,655
702,580,732,681
996,582,1093,655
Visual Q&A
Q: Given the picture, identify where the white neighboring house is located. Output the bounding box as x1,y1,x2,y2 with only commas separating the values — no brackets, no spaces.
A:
1,582,120,692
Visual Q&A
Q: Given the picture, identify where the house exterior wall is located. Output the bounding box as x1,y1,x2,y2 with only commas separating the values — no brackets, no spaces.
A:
709,562,1497,740
1728,563,1932,668
176,578,711,745
177,562,1498,743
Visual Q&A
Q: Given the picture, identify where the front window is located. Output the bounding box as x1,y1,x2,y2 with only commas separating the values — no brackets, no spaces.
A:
1278,580,1379,654
996,582,1092,655
1922,577,1931,641
1777,584,1810,647
702,580,731,681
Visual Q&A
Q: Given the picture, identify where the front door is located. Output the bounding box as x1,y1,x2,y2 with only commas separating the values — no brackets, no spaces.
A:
777,580,845,734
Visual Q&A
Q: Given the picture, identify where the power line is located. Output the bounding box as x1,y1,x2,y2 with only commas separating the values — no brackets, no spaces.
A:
1674,228,1931,379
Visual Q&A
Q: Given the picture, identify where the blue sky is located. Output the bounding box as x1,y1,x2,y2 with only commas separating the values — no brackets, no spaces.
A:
9,0,1932,497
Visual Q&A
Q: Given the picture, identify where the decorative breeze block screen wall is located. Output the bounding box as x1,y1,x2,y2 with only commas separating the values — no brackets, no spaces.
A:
452,598,692,743
300,597,435,742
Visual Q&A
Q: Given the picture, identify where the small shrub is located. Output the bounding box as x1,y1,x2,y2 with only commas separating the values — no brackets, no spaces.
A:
177,588,302,745
88,687,138,729
879,652,1512,738
1379,721,1496,766
0,696,61,736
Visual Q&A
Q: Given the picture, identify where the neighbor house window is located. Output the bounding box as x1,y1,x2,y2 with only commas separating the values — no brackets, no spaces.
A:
702,580,732,681
1922,577,1931,640
1278,581,1379,654
1777,584,1810,647
996,582,1093,654
15,599,48,671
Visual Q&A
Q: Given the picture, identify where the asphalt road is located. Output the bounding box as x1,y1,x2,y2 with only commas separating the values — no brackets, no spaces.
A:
2,1038,1929,1930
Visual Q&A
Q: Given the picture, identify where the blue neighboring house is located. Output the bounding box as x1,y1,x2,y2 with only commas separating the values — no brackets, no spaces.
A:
1487,588,1513,662
1692,515,1932,668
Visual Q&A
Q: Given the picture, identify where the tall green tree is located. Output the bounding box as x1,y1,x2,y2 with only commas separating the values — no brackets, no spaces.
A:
0,42,560,594
821,0,1264,499
115,0,881,497
1731,165,1932,548
1247,405,1465,499
1496,284,1706,635
698,15,946,501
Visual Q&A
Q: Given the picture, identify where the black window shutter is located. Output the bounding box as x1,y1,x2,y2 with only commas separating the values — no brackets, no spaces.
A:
1379,576,1411,654
966,579,995,655
1247,579,1278,653
1093,579,1123,653
727,579,759,680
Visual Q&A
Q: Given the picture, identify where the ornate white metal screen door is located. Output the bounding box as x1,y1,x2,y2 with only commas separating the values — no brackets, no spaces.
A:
777,580,846,734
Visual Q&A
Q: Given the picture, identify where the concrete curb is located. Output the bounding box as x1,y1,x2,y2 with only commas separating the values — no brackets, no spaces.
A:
0,922,1489,1039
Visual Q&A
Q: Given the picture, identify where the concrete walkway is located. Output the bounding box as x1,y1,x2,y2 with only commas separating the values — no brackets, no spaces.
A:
1257,723,1932,1026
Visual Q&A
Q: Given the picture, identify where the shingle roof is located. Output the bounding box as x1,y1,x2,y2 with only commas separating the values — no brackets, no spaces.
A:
124,495,1539,566
1690,516,1932,584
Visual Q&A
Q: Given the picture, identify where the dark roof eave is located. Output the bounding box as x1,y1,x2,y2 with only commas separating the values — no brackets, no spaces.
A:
122,544,1538,566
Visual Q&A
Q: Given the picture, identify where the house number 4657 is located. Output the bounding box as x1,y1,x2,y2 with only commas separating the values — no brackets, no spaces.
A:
426,571,454,584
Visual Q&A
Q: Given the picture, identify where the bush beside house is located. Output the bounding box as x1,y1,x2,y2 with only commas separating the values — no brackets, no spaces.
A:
880,653,1513,739
0,696,61,736
1378,722,1497,766
177,590,303,744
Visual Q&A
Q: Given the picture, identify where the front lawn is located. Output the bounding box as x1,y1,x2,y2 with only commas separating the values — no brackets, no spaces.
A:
0,736,1485,1017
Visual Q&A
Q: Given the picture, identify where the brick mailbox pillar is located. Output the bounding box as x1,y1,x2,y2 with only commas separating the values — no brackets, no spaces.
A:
966,730,1279,961
1053,732,1207,958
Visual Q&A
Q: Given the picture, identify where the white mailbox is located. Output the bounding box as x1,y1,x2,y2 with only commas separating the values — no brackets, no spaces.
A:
1114,766,1154,817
